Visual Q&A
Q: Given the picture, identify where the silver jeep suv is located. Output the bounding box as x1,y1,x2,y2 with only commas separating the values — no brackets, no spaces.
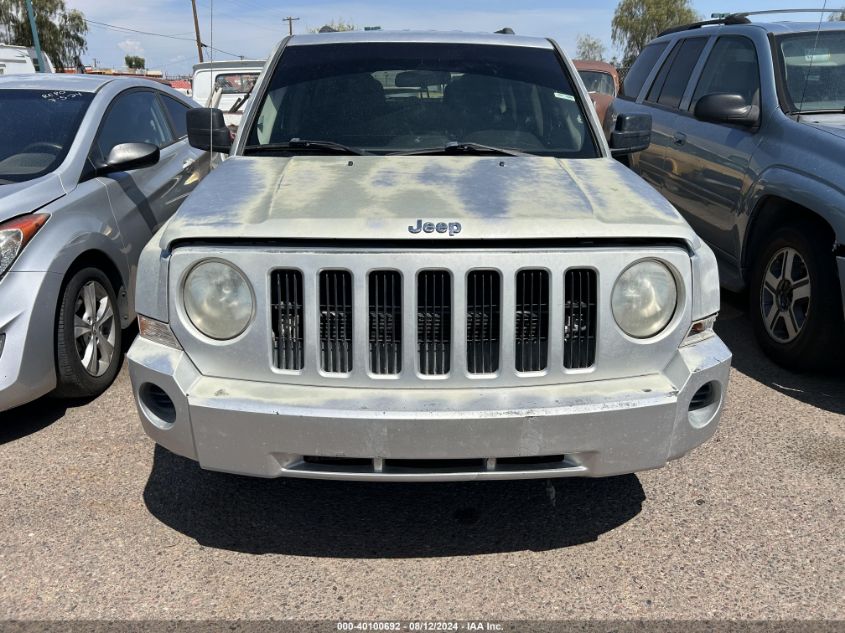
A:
127,31,731,481
610,13,845,371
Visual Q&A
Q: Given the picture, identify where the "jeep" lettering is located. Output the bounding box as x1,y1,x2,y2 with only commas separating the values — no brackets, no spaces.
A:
408,219,462,236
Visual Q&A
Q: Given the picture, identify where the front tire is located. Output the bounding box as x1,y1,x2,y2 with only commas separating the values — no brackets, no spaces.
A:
54,267,122,398
749,223,844,371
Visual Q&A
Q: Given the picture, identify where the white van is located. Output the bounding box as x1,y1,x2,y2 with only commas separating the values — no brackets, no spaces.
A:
0,45,35,75
191,59,265,128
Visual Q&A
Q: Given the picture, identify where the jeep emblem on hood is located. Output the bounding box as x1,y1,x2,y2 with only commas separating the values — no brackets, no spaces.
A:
408,219,462,236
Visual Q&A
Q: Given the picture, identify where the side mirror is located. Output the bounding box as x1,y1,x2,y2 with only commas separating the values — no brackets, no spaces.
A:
187,107,233,153
609,113,651,155
694,93,759,127
99,142,160,175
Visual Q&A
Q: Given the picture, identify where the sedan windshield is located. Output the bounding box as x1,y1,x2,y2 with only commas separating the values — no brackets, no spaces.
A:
246,42,599,157
0,89,93,184
778,31,845,113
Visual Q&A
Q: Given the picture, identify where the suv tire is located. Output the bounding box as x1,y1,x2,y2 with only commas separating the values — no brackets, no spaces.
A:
54,267,122,397
749,222,844,371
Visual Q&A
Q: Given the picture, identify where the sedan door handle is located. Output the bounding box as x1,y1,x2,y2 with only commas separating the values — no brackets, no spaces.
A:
673,133,687,146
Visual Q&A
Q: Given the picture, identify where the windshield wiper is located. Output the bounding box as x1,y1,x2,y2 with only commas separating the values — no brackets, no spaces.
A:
793,107,845,115
243,139,370,156
391,141,528,157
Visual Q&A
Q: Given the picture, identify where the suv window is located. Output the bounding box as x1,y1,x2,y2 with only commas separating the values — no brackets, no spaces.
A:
691,36,760,111
245,42,600,158
95,90,173,160
160,94,190,138
646,37,708,109
621,42,668,99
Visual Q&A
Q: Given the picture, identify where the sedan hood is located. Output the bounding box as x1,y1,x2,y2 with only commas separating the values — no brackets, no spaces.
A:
162,155,699,247
0,173,67,224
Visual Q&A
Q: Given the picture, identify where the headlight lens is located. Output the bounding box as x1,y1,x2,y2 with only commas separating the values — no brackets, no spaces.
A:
612,260,678,338
183,260,253,340
0,214,48,277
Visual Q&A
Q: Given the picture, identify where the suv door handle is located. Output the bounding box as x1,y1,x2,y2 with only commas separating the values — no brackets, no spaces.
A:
673,133,687,146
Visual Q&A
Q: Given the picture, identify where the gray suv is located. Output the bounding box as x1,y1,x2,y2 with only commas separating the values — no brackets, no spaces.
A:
610,13,845,370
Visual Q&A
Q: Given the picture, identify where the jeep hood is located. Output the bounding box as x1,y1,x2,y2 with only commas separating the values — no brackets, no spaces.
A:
161,155,699,247
0,173,66,224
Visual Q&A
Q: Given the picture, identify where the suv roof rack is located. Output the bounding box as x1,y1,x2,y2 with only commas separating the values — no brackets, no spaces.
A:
659,8,833,37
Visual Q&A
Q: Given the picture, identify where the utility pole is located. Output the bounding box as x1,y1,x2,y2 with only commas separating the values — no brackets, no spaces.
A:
190,0,204,63
24,0,46,73
283,16,299,36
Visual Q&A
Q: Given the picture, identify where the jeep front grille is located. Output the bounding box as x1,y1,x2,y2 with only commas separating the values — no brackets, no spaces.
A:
319,270,353,373
466,270,500,374
369,270,402,375
515,269,549,372
417,270,451,375
271,269,304,371
563,269,597,369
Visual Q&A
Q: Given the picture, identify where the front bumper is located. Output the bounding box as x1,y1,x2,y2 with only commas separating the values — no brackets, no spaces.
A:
128,334,731,481
0,271,62,413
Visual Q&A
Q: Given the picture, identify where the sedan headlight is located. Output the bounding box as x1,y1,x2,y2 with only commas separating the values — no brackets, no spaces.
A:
183,260,254,340
0,214,48,277
612,260,678,338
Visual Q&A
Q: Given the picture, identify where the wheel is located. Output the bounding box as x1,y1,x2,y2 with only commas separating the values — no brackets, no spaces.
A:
748,222,845,371
54,267,122,398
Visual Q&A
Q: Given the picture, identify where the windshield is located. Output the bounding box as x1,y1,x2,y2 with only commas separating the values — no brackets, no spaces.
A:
246,42,599,157
0,89,93,184
215,72,259,95
778,31,845,113
578,70,616,96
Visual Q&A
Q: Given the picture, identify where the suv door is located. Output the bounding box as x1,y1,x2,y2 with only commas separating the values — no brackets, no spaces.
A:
639,36,709,194
662,35,763,261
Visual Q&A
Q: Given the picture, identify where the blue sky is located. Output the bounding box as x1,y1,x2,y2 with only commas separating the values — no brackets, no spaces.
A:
69,0,836,75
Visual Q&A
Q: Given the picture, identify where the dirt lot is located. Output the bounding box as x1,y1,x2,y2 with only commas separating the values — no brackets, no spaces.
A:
1,292,842,622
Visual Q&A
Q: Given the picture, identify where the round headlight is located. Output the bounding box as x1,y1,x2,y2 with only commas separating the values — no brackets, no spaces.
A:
612,260,678,338
183,260,254,340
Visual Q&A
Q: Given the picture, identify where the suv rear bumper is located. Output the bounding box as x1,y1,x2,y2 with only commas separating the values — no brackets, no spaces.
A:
127,336,731,481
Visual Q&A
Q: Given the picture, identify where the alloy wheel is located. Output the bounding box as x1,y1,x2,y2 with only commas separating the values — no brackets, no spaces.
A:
73,280,117,377
760,247,811,343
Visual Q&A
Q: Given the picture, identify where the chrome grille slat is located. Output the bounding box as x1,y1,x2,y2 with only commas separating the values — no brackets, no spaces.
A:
564,269,597,369
515,269,549,372
319,270,353,373
467,270,500,374
418,270,451,375
271,269,304,371
369,270,402,375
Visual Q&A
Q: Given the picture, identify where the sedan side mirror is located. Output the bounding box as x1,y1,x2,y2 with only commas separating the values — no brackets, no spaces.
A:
609,113,652,155
187,107,233,153
694,93,759,127
99,142,160,175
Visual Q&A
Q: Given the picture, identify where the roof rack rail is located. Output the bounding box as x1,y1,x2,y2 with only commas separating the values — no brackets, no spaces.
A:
658,9,834,37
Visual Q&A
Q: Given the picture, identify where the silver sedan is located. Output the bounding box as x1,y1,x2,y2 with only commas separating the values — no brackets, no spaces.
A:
0,74,212,412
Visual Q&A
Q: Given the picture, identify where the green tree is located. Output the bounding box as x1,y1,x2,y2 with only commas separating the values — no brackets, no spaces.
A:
0,0,87,71
309,19,356,33
576,33,606,61
124,55,145,69
828,8,845,21
612,0,698,67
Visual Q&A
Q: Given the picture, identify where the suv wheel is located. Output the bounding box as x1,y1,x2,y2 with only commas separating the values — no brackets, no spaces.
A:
749,223,844,371
54,267,123,398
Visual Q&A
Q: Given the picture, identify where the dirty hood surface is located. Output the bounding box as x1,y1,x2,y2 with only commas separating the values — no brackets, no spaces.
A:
0,173,66,224
162,155,698,246
799,113,845,141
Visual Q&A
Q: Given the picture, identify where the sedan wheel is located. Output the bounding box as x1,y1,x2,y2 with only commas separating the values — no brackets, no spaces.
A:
54,267,123,398
73,280,117,377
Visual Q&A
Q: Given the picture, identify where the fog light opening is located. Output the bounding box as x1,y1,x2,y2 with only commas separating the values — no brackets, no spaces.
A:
688,381,721,429
139,383,177,428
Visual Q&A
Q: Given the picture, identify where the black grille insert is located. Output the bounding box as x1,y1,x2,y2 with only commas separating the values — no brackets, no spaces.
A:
467,270,500,374
690,383,714,410
515,269,549,372
417,270,451,375
319,270,353,373
271,269,304,371
369,270,402,375
564,268,597,369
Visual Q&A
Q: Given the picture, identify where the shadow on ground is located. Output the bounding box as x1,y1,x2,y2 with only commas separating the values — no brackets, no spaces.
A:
716,290,844,415
144,445,645,558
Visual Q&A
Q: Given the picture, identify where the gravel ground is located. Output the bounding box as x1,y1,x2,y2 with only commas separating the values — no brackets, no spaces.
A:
0,293,842,621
